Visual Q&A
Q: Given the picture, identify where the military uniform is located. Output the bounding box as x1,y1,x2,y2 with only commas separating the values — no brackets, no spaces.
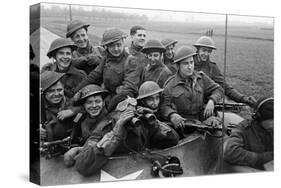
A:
74,51,138,98
140,62,173,88
74,110,179,176
42,62,86,98
72,43,105,75
223,119,273,170
163,55,177,74
42,97,80,141
195,60,246,102
160,71,223,120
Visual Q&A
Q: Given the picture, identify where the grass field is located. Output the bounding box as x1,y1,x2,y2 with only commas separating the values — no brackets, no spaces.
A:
39,16,273,100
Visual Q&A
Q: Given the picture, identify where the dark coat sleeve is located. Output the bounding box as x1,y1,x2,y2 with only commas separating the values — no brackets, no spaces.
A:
201,72,223,104
223,125,273,169
210,63,245,102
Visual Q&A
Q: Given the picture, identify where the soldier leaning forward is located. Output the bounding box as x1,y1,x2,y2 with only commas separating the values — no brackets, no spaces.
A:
136,81,179,148
193,36,256,106
64,95,179,176
161,38,178,74
41,71,81,141
66,20,105,75
42,38,86,98
140,39,173,88
73,28,139,105
160,46,223,136
223,97,273,171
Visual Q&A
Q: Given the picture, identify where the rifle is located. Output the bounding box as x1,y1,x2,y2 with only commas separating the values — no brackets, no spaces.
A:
214,103,247,113
183,119,232,137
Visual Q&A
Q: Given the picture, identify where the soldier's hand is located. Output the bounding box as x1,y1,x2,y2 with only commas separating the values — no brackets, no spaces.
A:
170,113,185,131
87,55,103,66
64,147,83,167
204,116,222,128
137,106,154,114
57,109,74,120
204,100,215,119
241,96,257,107
72,90,82,102
39,124,47,140
119,110,135,124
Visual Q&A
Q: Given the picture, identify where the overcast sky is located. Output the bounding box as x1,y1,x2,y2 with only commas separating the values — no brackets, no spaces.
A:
42,3,273,26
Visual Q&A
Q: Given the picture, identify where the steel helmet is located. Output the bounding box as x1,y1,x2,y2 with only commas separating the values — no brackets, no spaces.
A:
47,38,77,58
174,46,197,64
66,20,90,38
101,28,127,46
161,38,178,48
41,71,65,92
141,39,166,54
77,84,109,104
193,36,216,49
137,81,164,100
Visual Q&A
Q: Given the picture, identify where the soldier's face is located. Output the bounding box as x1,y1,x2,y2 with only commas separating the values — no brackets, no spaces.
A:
84,95,104,118
261,119,273,135
107,39,124,57
143,93,160,111
71,28,89,48
45,81,64,105
131,30,146,47
165,44,175,59
147,52,162,66
179,56,194,77
55,47,72,70
198,47,212,62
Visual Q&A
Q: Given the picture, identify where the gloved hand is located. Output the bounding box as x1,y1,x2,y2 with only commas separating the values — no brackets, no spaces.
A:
204,99,215,119
203,116,222,128
64,147,83,167
241,96,257,107
170,113,185,131
57,109,74,120
86,55,103,66
72,90,82,102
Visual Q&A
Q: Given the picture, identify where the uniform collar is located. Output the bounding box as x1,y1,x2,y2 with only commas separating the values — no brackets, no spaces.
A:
173,71,202,86
76,41,92,56
129,42,143,55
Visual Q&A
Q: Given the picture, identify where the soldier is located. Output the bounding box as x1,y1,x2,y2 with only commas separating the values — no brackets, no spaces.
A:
223,97,273,171
73,28,139,104
161,38,178,74
66,20,105,74
42,38,86,98
40,71,81,141
75,84,109,141
193,36,256,106
160,46,223,136
137,81,179,148
129,25,146,58
140,39,173,88
64,95,180,176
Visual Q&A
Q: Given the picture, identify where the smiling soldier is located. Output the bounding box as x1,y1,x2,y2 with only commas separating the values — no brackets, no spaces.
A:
66,20,105,75
42,38,86,98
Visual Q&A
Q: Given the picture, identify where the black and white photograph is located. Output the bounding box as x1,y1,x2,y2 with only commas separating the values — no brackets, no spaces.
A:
29,1,274,186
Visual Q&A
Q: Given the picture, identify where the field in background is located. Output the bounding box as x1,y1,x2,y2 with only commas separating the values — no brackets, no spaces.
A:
39,16,274,100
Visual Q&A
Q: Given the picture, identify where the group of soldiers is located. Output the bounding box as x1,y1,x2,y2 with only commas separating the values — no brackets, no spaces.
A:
37,20,274,176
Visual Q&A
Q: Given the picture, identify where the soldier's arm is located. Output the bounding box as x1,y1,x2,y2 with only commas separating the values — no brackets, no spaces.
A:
159,88,178,121
86,46,105,66
223,129,273,169
73,60,104,93
202,72,223,104
116,56,139,97
75,119,126,176
150,120,179,149
71,56,88,69
212,64,245,102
